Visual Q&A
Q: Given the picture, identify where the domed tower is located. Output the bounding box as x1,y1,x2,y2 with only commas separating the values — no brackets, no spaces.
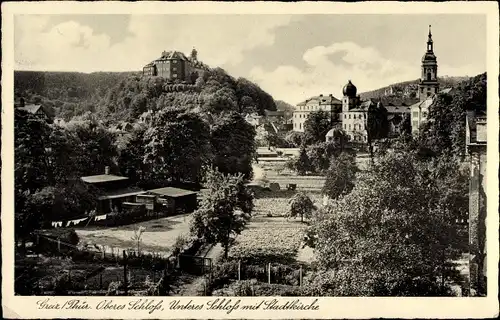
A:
419,25,439,101
342,80,358,112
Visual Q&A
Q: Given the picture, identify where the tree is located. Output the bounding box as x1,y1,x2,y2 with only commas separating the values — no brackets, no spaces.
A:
15,109,52,196
210,111,256,180
118,125,148,185
322,153,358,200
190,169,253,259
131,226,146,254
143,107,212,185
419,73,486,157
303,110,331,146
306,150,465,296
366,101,389,161
294,145,312,175
285,131,304,148
65,119,118,176
288,192,316,223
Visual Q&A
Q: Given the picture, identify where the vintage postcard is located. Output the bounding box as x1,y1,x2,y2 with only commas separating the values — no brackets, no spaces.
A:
2,1,499,319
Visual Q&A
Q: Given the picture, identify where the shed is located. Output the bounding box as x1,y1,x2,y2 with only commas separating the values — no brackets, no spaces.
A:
145,187,198,215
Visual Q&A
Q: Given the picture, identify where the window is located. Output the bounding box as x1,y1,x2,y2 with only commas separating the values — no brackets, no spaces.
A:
300,123,302,130
349,114,351,119
413,112,418,118
173,74,178,78
413,121,418,128
344,114,346,119
422,112,428,117
344,124,346,129
353,114,356,119
427,73,431,81
173,60,177,64
349,124,351,129
421,88,424,93
173,67,177,72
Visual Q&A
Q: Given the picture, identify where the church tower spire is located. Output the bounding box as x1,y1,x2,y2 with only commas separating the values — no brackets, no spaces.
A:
418,25,439,101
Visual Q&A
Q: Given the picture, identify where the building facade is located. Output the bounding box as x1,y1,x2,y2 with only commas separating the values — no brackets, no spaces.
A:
466,111,487,296
292,94,342,132
142,48,209,83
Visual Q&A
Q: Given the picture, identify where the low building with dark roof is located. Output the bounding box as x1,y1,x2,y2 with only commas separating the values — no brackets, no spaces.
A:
81,166,145,214
145,187,198,215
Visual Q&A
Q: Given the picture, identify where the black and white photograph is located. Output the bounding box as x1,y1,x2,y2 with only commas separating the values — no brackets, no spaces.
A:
2,1,499,318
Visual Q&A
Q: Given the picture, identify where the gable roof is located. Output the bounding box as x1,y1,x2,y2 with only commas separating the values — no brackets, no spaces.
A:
18,104,42,114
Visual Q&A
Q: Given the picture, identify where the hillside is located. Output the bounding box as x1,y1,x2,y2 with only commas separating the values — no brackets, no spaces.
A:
359,76,470,103
14,68,277,123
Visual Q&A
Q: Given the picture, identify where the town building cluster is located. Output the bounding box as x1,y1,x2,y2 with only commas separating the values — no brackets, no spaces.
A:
292,26,450,141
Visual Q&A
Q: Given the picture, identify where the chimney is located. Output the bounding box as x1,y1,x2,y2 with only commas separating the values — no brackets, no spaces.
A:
105,166,110,175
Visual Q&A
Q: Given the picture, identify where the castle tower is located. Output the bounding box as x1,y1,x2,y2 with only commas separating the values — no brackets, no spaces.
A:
418,25,439,101
190,47,198,61
342,80,357,112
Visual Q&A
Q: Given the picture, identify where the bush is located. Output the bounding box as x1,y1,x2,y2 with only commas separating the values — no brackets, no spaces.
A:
213,280,305,296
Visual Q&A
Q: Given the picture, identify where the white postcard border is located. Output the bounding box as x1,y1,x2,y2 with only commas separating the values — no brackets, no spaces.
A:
2,1,499,319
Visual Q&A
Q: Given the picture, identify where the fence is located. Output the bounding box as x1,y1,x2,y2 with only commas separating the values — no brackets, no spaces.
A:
207,260,307,295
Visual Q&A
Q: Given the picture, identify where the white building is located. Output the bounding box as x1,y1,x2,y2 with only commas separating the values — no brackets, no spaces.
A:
292,94,342,132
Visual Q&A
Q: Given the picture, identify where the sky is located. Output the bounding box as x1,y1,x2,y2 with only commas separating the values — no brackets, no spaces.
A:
14,14,486,105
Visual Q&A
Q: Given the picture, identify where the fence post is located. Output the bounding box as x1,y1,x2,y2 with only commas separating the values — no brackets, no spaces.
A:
102,246,105,259
299,265,303,287
268,263,271,284
238,260,241,281
57,238,61,253
123,250,128,296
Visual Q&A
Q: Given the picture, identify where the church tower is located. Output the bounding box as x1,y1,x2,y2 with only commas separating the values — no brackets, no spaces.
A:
342,80,358,112
418,25,439,101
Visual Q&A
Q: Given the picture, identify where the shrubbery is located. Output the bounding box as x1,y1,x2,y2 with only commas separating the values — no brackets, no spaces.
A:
213,280,305,296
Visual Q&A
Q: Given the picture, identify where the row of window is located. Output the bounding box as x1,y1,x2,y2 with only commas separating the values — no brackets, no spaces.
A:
352,135,367,142
343,123,364,131
296,105,332,111
344,113,364,119
157,60,178,64
293,123,303,130
412,111,428,118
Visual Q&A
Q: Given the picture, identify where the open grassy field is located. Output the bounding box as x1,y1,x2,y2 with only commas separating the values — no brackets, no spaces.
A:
76,214,192,254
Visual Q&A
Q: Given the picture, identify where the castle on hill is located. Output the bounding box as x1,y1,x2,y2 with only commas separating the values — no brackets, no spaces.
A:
142,48,209,83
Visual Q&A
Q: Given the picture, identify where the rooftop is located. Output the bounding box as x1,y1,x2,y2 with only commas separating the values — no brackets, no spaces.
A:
81,174,129,184
297,94,342,107
98,187,146,200
18,104,43,114
146,187,198,198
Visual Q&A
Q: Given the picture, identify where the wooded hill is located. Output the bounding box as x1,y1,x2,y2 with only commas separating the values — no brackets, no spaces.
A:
14,68,277,123
359,76,470,101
